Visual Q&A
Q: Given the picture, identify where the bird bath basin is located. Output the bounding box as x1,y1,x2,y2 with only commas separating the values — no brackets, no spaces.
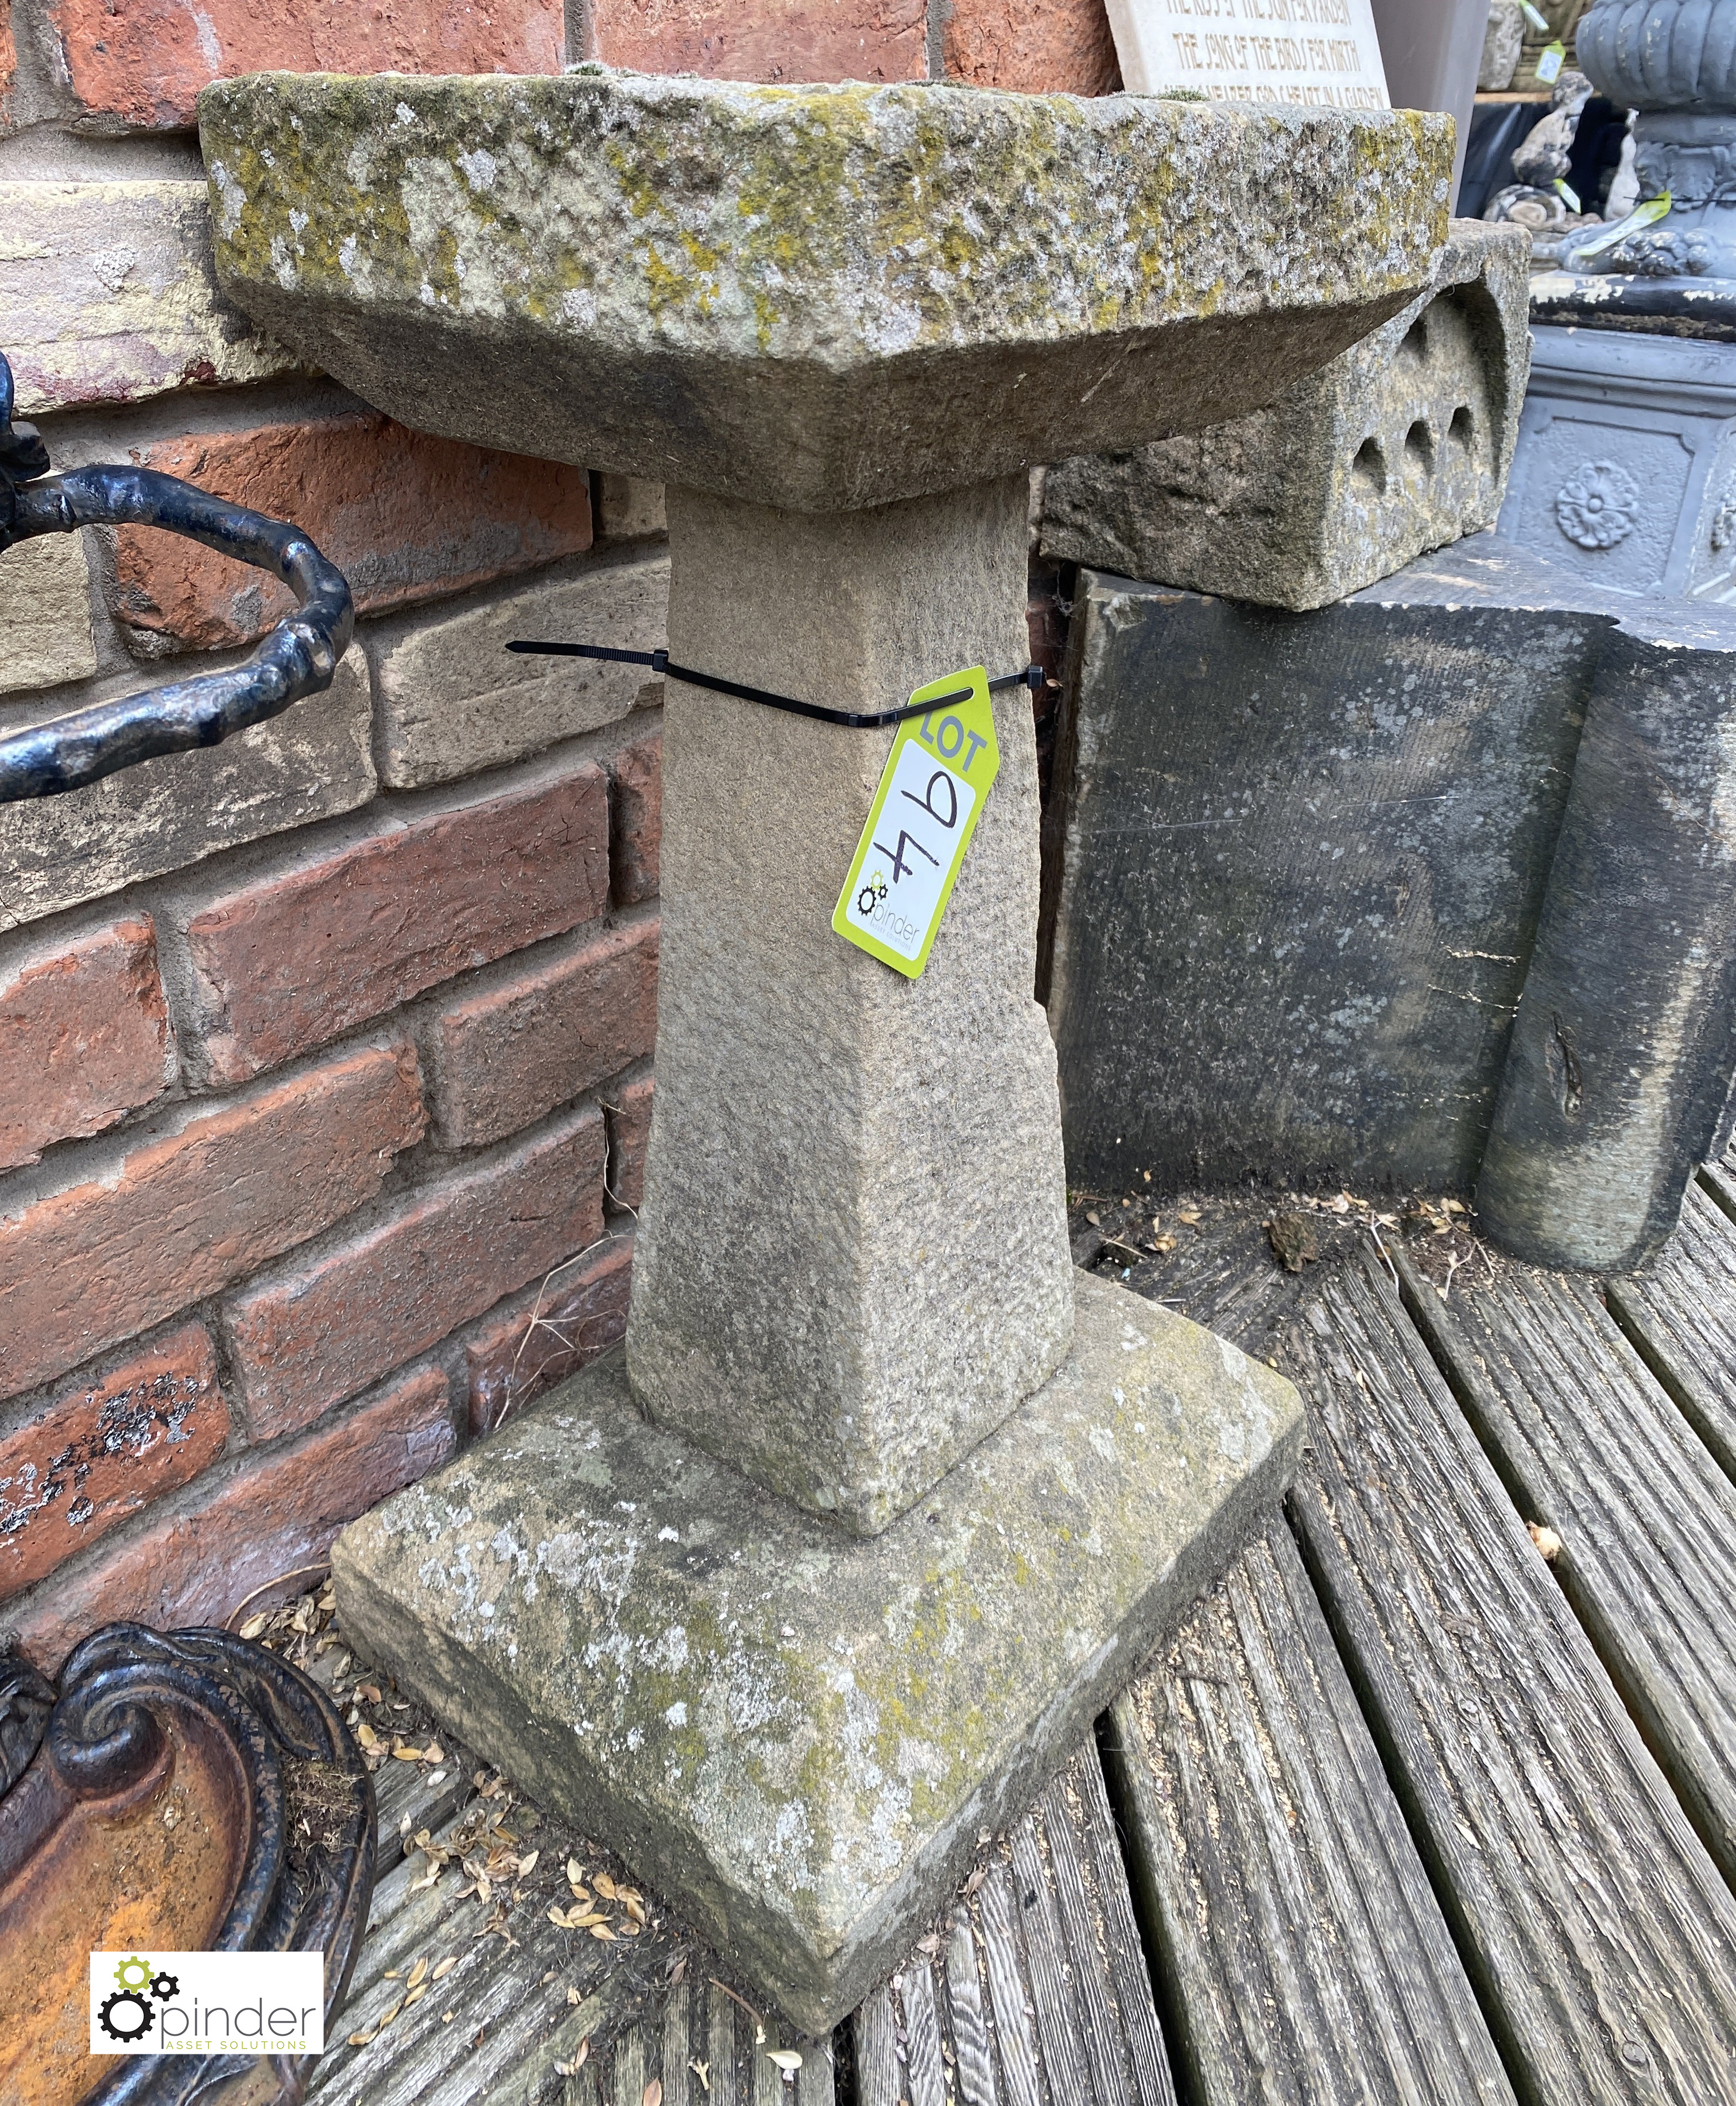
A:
201,69,1448,509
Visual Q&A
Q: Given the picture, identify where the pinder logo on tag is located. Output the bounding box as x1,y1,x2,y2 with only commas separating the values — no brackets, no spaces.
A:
97,1956,175,2042
90,1950,325,2056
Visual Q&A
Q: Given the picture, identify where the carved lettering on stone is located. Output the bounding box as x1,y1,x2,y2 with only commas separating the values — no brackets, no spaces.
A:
1100,0,1388,108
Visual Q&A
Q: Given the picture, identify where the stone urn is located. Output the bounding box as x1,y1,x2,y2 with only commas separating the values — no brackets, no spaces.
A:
1578,0,1736,276
197,65,1450,2031
1528,0,1736,325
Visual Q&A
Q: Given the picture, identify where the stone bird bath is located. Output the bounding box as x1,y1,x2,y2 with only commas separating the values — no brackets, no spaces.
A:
199,67,1451,2031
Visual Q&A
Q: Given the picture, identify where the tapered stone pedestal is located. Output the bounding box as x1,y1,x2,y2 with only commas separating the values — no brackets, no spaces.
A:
634,476,1074,1533
201,65,1451,2026
336,1274,1296,2031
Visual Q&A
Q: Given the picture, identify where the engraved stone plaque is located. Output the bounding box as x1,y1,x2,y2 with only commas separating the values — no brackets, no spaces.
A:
1102,0,1389,108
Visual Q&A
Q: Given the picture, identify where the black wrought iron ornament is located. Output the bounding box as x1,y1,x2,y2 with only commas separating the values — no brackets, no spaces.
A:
0,349,353,803
0,1625,374,2106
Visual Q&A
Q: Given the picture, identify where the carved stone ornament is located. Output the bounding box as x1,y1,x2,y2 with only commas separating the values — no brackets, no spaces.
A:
1633,135,1736,212
1486,183,1570,229
0,1624,375,2106
1710,486,1736,552
1578,0,1736,111
1577,0,1736,281
1556,458,1642,547
1611,226,1715,274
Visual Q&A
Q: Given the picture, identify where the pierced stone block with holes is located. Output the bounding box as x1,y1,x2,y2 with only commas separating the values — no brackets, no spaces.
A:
1040,220,1531,612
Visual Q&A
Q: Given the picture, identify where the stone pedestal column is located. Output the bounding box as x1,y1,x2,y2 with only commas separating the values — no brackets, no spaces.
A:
630,479,1073,1534
199,61,1452,2034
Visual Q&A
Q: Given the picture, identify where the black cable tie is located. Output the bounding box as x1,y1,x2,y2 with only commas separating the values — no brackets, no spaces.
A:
506,639,1044,729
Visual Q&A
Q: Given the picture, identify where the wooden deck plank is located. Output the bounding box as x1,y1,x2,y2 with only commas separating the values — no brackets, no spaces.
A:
299,1629,469,1879
662,1980,692,2106
1287,1259,1736,2104
1107,1517,1514,2106
568,1973,834,2106
305,1711,707,2106
311,1798,660,2106
709,1989,738,2106
789,2022,839,2104
978,1860,1044,2106
312,1861,630,2106
1036,1770,1134,2106
1070,1752,1174,2106
1605,1176,1736,1485
479,1990,608,2106
611,2025,646,2106
1008,1814,1098,2101
852,1742,1173,2106
372,1755,471,1878
1088,1199,1308,1364
857,1988,903,2105
1401,1247,1736,1886
943,1907,999,2106
900,1953,951,2106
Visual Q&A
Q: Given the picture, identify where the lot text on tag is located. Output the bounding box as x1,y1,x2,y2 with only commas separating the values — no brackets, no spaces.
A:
832,666,1000,979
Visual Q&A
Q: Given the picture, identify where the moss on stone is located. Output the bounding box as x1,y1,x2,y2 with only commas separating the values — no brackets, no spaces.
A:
197,68,1452,509
331,1274,1301,2031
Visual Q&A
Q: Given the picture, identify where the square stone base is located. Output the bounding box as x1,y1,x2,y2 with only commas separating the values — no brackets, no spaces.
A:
330,1274,1302,2033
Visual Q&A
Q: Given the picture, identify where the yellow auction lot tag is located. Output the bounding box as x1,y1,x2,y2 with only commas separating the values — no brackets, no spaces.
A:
833,666,1000,979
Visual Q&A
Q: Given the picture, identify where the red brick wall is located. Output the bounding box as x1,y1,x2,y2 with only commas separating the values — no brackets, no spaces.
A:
0,3,16,132
45,0,565,129
0,0,1114,1672
582,0,1119,91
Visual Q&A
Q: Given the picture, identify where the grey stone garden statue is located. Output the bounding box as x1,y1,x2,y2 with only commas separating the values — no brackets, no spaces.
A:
199,66,1452,2031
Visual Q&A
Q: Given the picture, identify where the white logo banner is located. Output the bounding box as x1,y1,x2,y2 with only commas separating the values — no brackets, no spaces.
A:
91,1951,324,2057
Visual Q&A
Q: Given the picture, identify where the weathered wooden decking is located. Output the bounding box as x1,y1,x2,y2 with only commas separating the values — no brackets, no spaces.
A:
297,1146,1736,2105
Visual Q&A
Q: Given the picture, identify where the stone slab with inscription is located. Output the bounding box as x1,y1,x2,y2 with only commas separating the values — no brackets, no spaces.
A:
1102,0,1389,108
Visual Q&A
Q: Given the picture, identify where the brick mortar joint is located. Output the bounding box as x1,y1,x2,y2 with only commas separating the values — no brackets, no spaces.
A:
3,396,655,715
0,1023,421,1220
135,739,615,1062
1,883,658,1216
453,1216,636,1357
206,1089,613,1328
927,0,952,82
0,1046,635,1456
0,1299,230,1447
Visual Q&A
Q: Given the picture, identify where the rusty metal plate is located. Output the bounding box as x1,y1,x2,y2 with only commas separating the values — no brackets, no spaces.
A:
0,1626,374,2106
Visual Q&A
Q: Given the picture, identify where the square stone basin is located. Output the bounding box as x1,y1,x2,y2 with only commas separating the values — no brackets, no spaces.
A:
199,68,1452,510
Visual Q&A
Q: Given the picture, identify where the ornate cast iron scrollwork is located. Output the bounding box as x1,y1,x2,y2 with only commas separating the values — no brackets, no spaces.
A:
0,348,352,804
0,1651,55,1797
0,1626,374,2106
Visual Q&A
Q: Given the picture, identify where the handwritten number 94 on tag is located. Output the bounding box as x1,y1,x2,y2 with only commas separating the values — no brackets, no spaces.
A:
833,666,1000,978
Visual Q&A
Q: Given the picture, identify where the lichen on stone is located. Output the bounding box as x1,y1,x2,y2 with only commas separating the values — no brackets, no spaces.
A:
198,68,1452,509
